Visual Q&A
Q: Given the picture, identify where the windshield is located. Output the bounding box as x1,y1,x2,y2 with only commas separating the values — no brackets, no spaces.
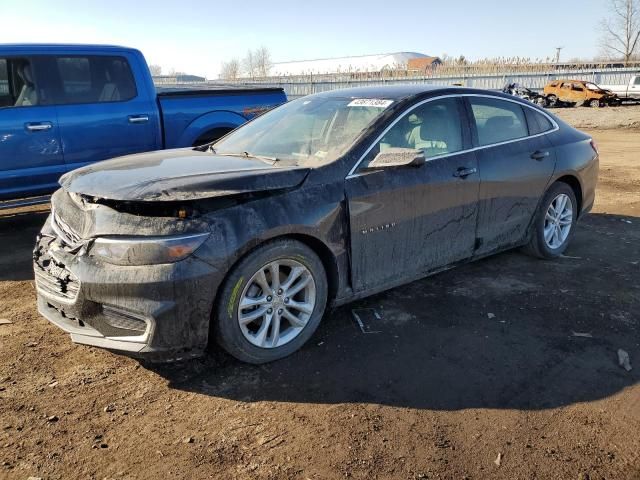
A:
585,83,601,91
213,96,394,166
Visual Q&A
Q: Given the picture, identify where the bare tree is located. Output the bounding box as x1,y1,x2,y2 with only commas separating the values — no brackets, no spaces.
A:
242,50,257,79
148,64,162,76
254,46,272,77
600,0,640,62
220,58,241,80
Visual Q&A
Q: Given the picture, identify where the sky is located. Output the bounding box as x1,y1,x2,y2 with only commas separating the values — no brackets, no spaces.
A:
0,0,609,78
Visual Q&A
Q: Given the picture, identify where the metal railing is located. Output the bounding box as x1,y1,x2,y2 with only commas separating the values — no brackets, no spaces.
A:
193,66,640,99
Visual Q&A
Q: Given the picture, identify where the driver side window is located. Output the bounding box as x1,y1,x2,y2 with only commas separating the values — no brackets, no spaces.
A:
360,97,464,169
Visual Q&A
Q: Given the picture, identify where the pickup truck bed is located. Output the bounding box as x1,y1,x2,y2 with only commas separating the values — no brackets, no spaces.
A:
156,86,285,148
598,74,640,101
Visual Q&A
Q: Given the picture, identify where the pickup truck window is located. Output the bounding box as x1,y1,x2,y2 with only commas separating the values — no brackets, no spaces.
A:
634,76,640,85
0,58,39,108
50,55,137,105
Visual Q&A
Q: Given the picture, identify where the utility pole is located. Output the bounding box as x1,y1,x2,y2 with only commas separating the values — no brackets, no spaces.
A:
555,47,563,64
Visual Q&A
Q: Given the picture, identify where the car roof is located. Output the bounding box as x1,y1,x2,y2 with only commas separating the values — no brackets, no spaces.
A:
309,84,523,103
312,84,458,100
0,44,138,54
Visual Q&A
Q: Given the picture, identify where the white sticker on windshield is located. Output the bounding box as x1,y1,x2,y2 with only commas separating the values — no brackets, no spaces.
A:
348,98,394,108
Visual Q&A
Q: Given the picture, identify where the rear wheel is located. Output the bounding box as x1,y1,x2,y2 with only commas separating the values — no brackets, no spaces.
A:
193,127,233,147
213,239,328,364
523,182,577,259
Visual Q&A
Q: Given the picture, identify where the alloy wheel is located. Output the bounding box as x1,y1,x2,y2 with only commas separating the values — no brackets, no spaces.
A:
238,259,316,348
544,193,573,249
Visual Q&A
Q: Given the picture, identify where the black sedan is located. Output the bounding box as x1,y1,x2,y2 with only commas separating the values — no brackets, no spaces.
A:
34,86,599,363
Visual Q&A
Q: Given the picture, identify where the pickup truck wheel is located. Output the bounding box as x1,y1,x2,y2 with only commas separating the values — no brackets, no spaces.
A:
589,99,602,108
193,127,233,146
523,182,577,259
213,239,328,364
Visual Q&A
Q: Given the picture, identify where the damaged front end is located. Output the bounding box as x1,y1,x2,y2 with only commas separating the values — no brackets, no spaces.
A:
33,189,221,361
34,149,314,360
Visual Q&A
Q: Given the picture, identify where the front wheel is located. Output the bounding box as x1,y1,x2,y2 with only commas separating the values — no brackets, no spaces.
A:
589,99,602,108
213,239,328,364
535,97,548,107
523,183,577,259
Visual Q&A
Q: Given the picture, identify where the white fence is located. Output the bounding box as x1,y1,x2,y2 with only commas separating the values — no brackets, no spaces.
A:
156,67,640,99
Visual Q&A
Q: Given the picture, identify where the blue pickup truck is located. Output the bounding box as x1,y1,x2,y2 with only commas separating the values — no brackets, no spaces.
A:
0,44,286,203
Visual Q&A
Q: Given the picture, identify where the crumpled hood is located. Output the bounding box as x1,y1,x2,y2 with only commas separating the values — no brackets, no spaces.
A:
60,148,310,202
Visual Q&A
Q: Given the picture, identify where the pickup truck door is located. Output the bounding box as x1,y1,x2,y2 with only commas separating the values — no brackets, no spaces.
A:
0,56,65,200
38,54,158,171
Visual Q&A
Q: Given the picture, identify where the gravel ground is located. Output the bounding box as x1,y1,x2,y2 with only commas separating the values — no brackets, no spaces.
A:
553,104,640,130
0,122,639,479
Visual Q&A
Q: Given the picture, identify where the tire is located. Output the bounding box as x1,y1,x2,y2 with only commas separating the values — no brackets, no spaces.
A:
535,97,548,107
589,99,601,108
213,239,328,364
523,182,578,259
547,95,558,108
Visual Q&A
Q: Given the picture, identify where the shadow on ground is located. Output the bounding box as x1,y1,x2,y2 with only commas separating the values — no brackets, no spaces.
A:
1,208,637,410
153,212,640,410
0,209,48,281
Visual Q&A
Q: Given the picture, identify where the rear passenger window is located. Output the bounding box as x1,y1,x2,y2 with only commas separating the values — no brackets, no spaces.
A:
469,97,528,146
525,108,555,135
54,56,137,104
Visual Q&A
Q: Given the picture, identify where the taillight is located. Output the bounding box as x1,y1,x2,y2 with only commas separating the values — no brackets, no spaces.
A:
590,138,599,155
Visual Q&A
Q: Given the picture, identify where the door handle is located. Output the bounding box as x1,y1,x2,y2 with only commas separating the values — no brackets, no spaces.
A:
128,115,149,124
453,167,477,178
531,150,550,161
25,122,52,132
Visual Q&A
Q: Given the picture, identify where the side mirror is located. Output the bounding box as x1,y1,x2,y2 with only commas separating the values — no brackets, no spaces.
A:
366,148,425,170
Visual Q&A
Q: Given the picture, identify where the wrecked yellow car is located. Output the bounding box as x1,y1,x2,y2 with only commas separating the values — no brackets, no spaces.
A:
543,80,621,107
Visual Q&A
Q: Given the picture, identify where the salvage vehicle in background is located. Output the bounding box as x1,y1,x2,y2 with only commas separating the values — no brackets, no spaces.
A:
502,82,547,106
598,74,640,101
543,79,620,107
33,86,599,364
0,44,286,204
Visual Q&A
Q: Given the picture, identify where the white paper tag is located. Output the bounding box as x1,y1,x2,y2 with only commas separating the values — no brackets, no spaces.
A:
347,98,393,108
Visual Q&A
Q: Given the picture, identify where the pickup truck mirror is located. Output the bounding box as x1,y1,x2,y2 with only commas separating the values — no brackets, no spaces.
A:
365,148,426,170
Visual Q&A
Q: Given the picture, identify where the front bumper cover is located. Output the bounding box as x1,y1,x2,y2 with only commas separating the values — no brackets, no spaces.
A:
34,222,221,361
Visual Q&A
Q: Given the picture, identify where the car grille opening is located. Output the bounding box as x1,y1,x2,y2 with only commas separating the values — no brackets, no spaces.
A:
102,306,148,335
34,264,80,302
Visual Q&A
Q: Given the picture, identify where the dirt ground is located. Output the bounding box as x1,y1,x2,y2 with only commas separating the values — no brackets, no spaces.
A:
1,110,639,479
554,104,640,130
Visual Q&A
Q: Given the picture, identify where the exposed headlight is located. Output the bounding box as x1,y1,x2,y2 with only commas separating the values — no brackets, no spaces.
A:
90,233,210,266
